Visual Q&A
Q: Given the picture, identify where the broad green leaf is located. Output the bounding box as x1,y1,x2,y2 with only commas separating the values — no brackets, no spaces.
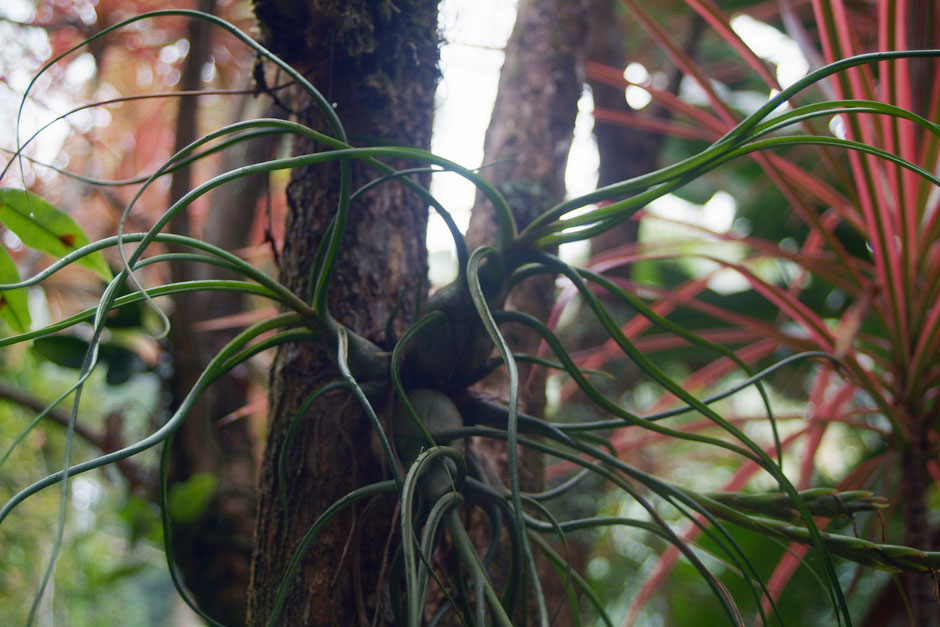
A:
32,335,89,369
32,335,147,385
117,494,162,546
0,188,112,281
168,472,218,523
101,345,146,385
0,245,30,334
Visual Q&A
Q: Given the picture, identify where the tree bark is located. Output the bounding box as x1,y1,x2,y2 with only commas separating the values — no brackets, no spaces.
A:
586,0,699,259
162,2,267,624
164,93,280,626
899,408,937,626
464,1,588,623
248,2,439,624
466,0,588,441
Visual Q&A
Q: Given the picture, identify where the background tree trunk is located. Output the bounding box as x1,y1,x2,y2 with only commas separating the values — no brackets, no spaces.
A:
464,1,588,622
465,0,588,456
164,94,280,626
247,2,439,624
162,2,268,623
586,0,699,260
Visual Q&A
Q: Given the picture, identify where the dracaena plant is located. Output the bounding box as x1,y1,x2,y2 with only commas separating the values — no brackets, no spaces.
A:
0,8,938,627
570,0,940,622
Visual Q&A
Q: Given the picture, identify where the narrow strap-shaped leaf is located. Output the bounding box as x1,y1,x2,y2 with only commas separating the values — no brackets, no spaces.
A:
521,496,575,626
454,427,756,626
350,166,468,273
0,232,289,300
337,327,401,487
526,533,611,627
466,246,537,617
402,447,467,627
516,251,850,621
461,479,524,613
5,126,290,187
519,261,783,463
0,361,98,469
0,313,303,525
159,434,226,627
583,270,783,459
520,49,940,244
389,310,449,450
25,342,95,626
7,9,346,187
265,481,398,627
445,510,514,627
415,492,463,624
523,468,593,501
0,280,281,350
491,307,764,462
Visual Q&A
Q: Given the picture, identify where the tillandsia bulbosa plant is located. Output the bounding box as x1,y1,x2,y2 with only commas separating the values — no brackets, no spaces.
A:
1,7,940,626
572,1,940,623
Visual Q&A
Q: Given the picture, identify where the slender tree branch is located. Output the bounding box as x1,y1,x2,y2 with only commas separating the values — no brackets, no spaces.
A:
0,380,151,489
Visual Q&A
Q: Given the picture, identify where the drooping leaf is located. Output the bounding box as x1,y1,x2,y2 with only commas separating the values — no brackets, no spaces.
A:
0,245,30,334
0,188,112,281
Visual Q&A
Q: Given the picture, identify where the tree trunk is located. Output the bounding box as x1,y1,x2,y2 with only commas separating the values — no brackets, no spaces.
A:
466,0,587,446
878,5,938,623
163,2,266,624
899,407,937,626
586,0,699,259
464,0,588,622
164,94,281,626
247,2,439,624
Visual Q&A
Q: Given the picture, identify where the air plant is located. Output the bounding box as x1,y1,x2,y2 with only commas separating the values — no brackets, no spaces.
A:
0,8,938,626
569,0,940,622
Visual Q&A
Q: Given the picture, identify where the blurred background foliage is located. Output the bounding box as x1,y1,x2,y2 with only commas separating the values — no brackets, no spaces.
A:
1,0,266,622
1,0,937,624
552,0,939,624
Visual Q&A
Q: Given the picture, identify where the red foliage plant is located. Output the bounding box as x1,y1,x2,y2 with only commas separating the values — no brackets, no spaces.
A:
554,0,940,621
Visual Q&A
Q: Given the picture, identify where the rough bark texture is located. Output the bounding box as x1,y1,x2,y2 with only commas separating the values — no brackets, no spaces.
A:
890,6,938,624
466,0,587,252
464,1,588,622
465,0,587,434
898,406,938,626
248,2,439,624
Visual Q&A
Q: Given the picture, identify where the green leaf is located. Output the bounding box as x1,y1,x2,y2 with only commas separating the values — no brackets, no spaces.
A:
32,335,89,369
101,345,146,385
117,494,162,546
0,245,30,333
168,473,218,523
0,188,112,281
32,336,146,384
